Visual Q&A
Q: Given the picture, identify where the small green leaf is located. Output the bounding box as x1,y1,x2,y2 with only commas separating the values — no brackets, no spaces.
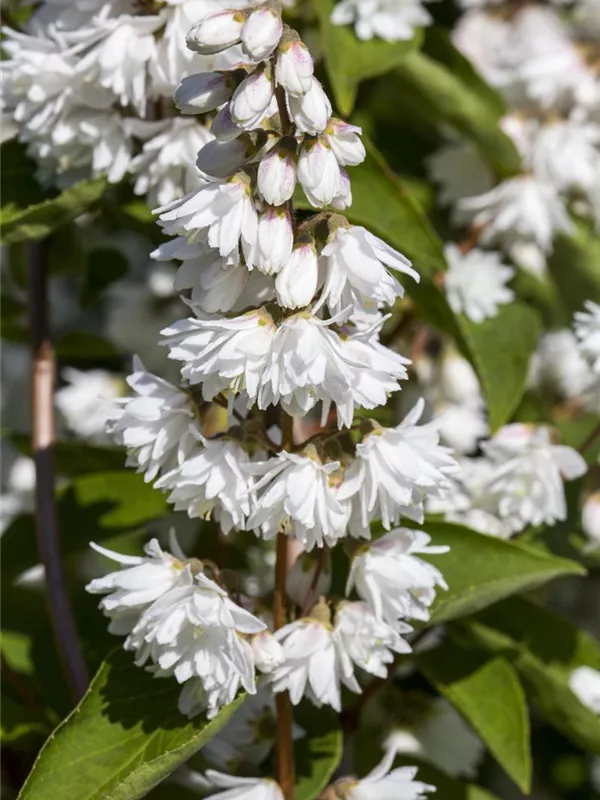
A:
294,704,343,800
18,649,247,800
80,249,129,307
420,521,585,624
419,646,531,792
458,597,600,755
312,0,422,115
456,302,541,432
1,176,107,244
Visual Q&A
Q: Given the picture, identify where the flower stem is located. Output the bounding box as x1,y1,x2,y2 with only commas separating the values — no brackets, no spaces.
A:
274,411,296,800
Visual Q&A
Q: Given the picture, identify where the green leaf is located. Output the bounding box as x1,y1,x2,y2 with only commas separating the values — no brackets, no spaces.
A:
312,0,422,115
1,693,48,744
18,649,247,800
2,471,169,583
294,704,343,800
419,645,531,792
419,521,586,624
457,597,600,755
7,432,125,476
456,302,541,432
1,176,107,244
391,51,521,177
548,217,600,318
80,249,129,307
1,140,49,213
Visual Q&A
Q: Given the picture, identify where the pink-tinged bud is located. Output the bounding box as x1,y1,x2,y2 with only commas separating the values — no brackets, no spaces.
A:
583,493,600,550
186,9,247,56
257,145,297,206
251,631,285,674
331,169,352,210
276,39,314,96
230,66,274,130
241,6,283,61
196,136,254,178
174,71,237,114
256,206,294,275
287,77,332,135
286,551,332,606
211,104,242,142
276,237,319,309
298,137,342,208
325,118,366,167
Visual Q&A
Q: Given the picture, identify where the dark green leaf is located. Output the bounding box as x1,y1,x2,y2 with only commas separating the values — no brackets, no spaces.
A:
80,249,129,307
456,302,541,432
294,704,343,800
419,645,531,792
548,217,600,318
1,140,49,213
18,649,247,800
1,692,48,744
1,177,107,244
457,597,600,755
312,0,422,115
8,432,125,476
420,521,585,624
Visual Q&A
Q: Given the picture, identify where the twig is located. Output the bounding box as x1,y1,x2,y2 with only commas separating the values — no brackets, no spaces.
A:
580,422,600,454
273,410,296,800
28,240,89,704
300,548,328,617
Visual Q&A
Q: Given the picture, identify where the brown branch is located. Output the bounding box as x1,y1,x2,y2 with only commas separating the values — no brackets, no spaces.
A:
28,240,89,704
580,422,600,455
300,548,328,617
273,410,296,800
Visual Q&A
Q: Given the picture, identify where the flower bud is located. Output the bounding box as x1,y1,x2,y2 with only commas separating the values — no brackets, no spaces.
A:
330,168,352,210
186,9,247,55
256,206,294,275
211,104,242,142
230,66,274,130
325,118,366,167
174,71,237,114
196,136,254,178
257,144,297,206
298,137,342,208
251,631,285,674
287,77,331,135
276,38,314,96
583,493,600,550
241,6,283,61
275,237,319,309
286,551,332,606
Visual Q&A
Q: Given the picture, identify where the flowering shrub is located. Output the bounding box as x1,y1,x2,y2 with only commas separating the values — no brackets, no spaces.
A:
1,1,600,800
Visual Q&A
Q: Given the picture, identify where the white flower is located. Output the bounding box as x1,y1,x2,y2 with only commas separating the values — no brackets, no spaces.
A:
86,536,188,635
186,9,247,56
427,140,494,212
331,0,435,43
155,436,254,534
286,551,332,606
229,66,274,131
346,528,449,624
211,103,244,142
272,616,354,711
582,493,600,552
316,223,417,314
275,238,319,308
256,206,294,275
106,357,198,482
246,451,352,550
530,118,600,197
286,77,332,135
241,6,283,61
333,601,412,682
297,138,343,208
156,173,258,261
56,367,124,442
569,666,600,714
201,771,284,800
347,399,459,537
325,118,366,167
251,631,285,674
257,144,297,206
575,301,600,374
481,424,588,533
339,748,435,799
443,244,514,323
175,71,238,115
196,136,255,179
458,176,572,259
276,38,314,96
